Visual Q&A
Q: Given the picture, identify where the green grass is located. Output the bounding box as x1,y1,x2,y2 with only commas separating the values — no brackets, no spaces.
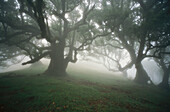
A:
0,64,170,112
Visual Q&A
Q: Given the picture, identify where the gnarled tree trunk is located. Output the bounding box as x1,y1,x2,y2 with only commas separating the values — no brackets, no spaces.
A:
134,61,151,84
44,41,68,76
158,65,170,89
134,35,151,84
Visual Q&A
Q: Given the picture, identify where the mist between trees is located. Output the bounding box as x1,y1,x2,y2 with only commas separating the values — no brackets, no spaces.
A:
0,0,170,89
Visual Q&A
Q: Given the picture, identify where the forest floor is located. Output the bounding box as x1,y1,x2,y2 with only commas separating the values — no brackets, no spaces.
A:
0,64,170,112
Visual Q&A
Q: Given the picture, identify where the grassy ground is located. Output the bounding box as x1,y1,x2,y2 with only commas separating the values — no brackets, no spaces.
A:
0,64,170,112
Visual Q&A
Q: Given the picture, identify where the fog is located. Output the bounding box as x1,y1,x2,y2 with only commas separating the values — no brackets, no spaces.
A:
0,57,164,85
0,58,114,74
0,58,30,73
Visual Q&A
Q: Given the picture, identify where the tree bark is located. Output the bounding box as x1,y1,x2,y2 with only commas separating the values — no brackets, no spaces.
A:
134,61,151,84
44,41,68,76
134,33,151,84
158,64,170,89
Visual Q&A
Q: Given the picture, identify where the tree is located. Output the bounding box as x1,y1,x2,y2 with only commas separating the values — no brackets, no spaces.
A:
87,35,131,77
133,0,170,84
156,47,170,89
0,0,28,67
0,0,106,76
89,0,144,81
90,0,170,84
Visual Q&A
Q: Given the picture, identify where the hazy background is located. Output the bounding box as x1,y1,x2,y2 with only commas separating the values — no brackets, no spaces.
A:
0,57,163,85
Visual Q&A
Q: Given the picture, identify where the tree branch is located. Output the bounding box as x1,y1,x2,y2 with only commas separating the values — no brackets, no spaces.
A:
22,51,50,65
68,4,95,32
0,18,40,34
0,31,26,44
161,52,170,54
76,32,111,51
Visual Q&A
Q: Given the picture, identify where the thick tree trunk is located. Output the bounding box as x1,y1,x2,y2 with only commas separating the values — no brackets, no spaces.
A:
158,65,170,89
134,61,151,84
44,42,68,76
134,34,151,84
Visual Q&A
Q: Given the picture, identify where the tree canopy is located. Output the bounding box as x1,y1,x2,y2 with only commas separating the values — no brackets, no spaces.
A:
0,0,170,86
